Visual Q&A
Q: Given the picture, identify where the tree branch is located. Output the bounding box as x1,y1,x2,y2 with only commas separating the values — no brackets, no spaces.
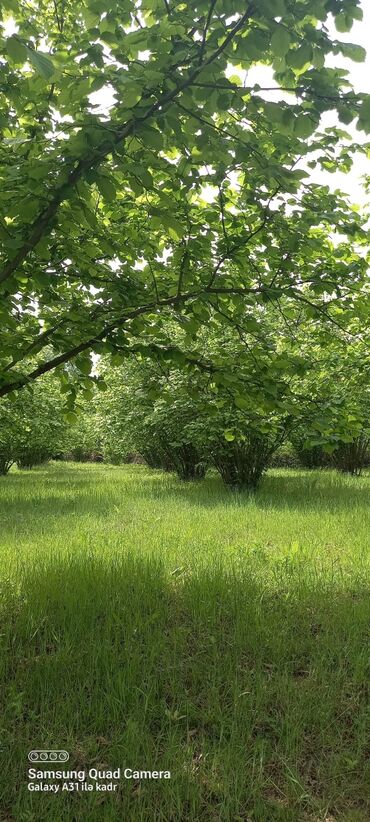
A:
0,280,260,396
198,0,218,65
177,246,189,297
207,189,279,288
0,6,254,288
0,272,357,396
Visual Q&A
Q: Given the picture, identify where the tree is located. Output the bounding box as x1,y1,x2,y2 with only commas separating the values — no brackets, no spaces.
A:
0,399,20,474
288,333,370,473
0,373,68,473
96,317,303,487
95,358,205,475
0,0,369,406
61,395,103,461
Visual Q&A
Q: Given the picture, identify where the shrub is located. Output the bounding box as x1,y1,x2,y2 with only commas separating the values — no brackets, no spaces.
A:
17,447,51,469
210,436,273,490
332,436,370,477
62,401,102,462
0,399,22,474
137,421,207,481
294,444,329,469
164,442,206,481
96,362,208,479
0,374,70,474
95,354,295,487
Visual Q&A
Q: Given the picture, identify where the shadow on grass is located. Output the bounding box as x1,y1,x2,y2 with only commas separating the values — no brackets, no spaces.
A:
0,554,368,821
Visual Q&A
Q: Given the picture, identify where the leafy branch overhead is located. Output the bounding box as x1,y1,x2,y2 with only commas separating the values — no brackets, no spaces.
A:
0,0,369,402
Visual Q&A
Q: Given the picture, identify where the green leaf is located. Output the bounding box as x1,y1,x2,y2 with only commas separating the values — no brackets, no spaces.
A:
96,176,117,202
334,13,353,33
280,109,295,131
263,102,284,124
122,84,142,108
82,7,101,28
161,214,185,241
241,29,269,60
261,0,286,16
357,97,370,133
224,430,235,442
111,352,126,366
339,43,366,63
270,28,291,58
134,167,154,189
64,411,78,424
140,126,164,150
6,36,27,63
312,49,325,69
287,45,312,71
322,443,337,454
338,105,354,125
76,357,92,375
294,114,316,138
26,47,55,80
234,396,249,410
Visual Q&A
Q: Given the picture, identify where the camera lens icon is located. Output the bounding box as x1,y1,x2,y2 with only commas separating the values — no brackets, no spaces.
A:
28,751,39,762
28,750,69,763
58,751,69,762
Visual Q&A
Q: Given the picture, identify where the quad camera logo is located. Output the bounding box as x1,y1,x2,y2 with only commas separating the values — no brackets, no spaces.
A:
28,750,69,763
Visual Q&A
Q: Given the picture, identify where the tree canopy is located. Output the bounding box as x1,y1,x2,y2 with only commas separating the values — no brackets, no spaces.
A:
0,0,369,404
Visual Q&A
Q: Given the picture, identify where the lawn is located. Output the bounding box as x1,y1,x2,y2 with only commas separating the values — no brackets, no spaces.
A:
0,463,369,821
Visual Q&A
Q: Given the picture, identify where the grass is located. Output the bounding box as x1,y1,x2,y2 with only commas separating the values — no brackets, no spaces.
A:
0,462,369,821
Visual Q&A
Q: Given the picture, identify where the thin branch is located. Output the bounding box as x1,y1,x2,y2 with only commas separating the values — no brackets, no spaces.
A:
207,187,280,288
177,247,189,297
218,186,229,252
115,342,216,374
198,0,217,65
291,293,351,335
2,320,65,372
268,251,293,290
211,302,261,365
174,100,265,167
148,260,160,302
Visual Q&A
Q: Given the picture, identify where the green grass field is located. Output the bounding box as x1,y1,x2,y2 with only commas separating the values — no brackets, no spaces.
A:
0,463,369,821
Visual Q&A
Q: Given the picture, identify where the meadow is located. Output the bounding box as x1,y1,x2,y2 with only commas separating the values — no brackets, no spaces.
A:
0,463,369,821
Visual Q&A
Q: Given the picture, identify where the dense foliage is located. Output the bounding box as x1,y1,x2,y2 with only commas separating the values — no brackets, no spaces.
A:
0,0,369,420
0,374,68,473
94,323,302,487
92,308,370,484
